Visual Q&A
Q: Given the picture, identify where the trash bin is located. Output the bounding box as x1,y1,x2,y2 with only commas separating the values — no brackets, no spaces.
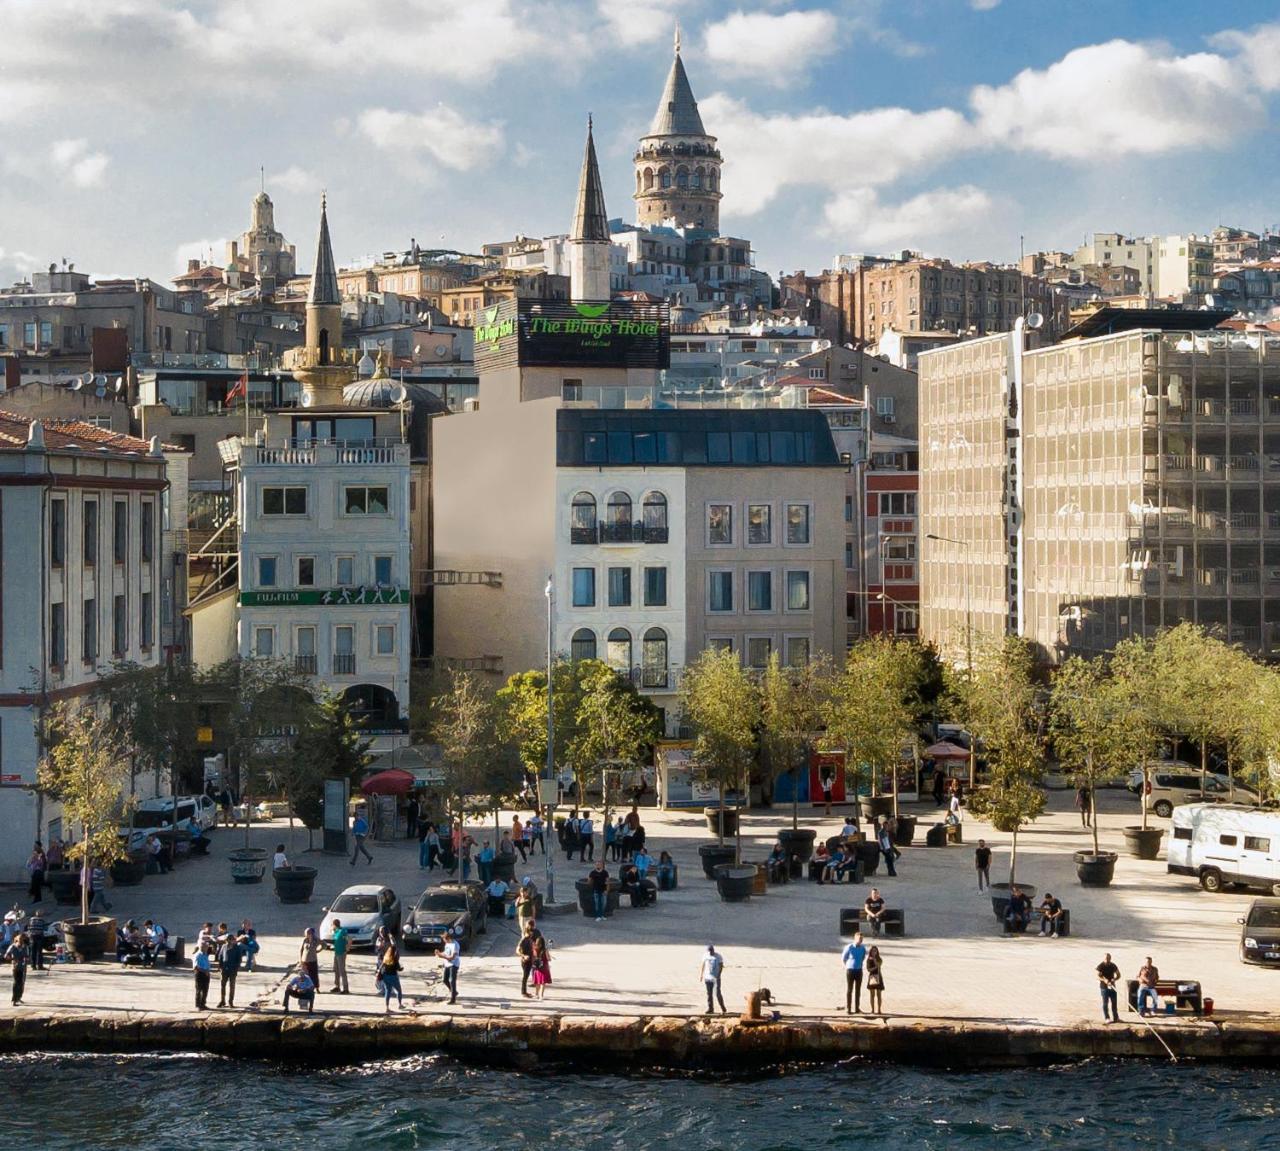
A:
1203,997,1214,1016
166,936,186,967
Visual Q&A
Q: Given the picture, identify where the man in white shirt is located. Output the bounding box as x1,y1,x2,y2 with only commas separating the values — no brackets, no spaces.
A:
486,877,509,916
699,944,726,1014
437,933,461,1004
579,813,595,861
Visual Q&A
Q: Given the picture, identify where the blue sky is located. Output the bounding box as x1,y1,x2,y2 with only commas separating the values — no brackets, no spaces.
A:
1,1,1277,286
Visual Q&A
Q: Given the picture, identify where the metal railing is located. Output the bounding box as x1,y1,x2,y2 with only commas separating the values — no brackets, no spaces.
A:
586,521,670,545
333,653,356,675
294,654,317,674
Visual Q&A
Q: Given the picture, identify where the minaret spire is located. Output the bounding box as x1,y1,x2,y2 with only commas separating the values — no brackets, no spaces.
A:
569,116,611,301
674,22,680,55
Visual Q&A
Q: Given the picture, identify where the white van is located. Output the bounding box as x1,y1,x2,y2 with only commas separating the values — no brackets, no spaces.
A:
1167,803,1280,895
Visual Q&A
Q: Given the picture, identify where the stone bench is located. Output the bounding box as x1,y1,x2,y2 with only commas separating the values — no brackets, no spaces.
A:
1003,907,1070,936
841,908,904,937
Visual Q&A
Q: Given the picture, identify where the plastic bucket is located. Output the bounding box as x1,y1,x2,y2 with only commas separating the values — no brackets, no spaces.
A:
1203,997,1214,1016
1164,1001,1176,1015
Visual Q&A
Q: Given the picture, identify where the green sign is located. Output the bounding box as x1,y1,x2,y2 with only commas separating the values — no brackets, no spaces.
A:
240,587,409,607
473,298,670,372
475,305,515,349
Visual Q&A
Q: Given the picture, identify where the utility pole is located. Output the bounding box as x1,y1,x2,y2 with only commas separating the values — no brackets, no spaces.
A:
543,576,556,904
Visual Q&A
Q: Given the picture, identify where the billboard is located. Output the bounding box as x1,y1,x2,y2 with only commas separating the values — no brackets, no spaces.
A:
474,298,670,372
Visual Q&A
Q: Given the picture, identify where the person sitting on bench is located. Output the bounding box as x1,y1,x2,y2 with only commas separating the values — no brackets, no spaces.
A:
1005,886,1031,932
282,964,316,1013
766,841,788,883
1038,893,1065,938
839,817,859,840
657,851,676,888
117,920,144,964
822,847,850,885
863,889,887,934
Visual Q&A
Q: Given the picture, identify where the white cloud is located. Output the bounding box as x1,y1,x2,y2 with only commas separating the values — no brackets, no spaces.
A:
356,105,506,173
596,0,682,46
173,238,228,271
702,93,973,214
822,185,994,248
0,249,44,280
267,166,320,194
1210,22,1280,92
970,0,1001,10
972,39,1262,159
703,9,840,86
50,139,109,187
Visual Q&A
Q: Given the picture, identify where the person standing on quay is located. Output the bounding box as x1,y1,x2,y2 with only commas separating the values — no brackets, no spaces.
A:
588,860,610,922
218,933,245,1008
26,843,47,903
531,936,552,1000
436,933,459,1006
5,932,29,1005
26,908,47,972
842,932,867,1014
1096,953,1121,1023
516,919,544,998
699,944,726,1015
192,944,212,1011
378,938,405,1012
330,919,350,994
975,840,992,891
1075,785,1092,828
579,812,595,861
350,811,373,865
299,927,321,993
865,946,885,1015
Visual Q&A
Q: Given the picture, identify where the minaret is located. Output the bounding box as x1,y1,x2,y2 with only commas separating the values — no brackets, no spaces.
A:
292,193,354,405
634,29,722,232
569,117,612,303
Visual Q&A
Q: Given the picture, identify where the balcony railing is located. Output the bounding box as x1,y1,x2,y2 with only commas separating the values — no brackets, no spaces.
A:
333,653,356,675
241,437,410,467
588,521,670,545
570,525,597,545
294,654,317,674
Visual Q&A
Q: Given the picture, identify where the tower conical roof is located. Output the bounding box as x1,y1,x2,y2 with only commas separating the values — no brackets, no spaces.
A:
308,194,340,306
648,48,706,137
571,118,609,243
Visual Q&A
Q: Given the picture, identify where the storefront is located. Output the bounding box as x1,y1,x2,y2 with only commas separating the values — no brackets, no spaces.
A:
656,741,747,810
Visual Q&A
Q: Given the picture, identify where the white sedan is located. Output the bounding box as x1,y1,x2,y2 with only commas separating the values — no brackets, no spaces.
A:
318,885,401,948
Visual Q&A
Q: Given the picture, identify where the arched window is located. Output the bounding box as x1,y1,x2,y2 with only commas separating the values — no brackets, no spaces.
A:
708,170,717,192
642,491,668,542
604,492,632,542
571,491,597,543
571,628,596,662
692,168,703,189
642,627,668,688
660,168,672,189
607,627,632,672
676,167,689,189
643,167,655,191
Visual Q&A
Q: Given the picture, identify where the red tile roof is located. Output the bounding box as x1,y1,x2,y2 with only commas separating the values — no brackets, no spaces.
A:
0,410,173,455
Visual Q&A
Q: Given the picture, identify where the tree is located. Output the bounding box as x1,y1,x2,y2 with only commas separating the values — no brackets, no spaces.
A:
759,653,826,829
437,669,523,830
959,636,1046,886
679,647,759,856
279,691,371,849
38,704,134,925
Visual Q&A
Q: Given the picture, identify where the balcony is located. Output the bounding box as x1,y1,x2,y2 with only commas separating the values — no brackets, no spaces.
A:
591,521,670,545
294,654,317,675
333,653,356,675
571,525,598,545
232,437,410,467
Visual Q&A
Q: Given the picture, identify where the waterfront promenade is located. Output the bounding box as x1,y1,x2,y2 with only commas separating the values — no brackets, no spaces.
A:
3,790,1273,1028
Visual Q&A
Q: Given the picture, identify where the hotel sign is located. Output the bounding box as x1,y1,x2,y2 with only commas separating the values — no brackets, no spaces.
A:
240,587,409,607
475,299,670,372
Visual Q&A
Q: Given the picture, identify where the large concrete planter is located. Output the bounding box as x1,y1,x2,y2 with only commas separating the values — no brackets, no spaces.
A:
110,855,148,887
777,828,817,862
854,840,881,876
1074,850,1117,887
989,882,1038,921
65,916,114,962
1123,826,1164,860
273,865,318,904
704,807,739,837
229,847,269,885
859,795,894,823
49,869,82,906
713,864,756,903
892,815,918,847
491,856,517,883
698,844,737,879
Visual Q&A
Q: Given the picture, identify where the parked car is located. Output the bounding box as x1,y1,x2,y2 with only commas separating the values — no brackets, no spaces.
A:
1128,767,1259,817
120,794,219,851
318,885,401,947
402,881,488,951
1168,803,1280,894
1239,898,1280,965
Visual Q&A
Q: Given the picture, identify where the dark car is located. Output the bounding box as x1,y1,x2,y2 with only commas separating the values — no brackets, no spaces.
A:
402,882,488,951
1239,898,1280,965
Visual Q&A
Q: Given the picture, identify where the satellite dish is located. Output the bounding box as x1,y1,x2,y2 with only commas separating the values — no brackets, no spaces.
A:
69,378,83,391
1204,294,1216,307
1025,312,1044,330
390,384,408,404
95,383,107,398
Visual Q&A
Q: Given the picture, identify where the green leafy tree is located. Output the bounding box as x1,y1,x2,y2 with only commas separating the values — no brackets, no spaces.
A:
571,664,662,829
279,691,371,848
38,704,134,925
679,647,759,856
437,669,523,833
759,653,827,829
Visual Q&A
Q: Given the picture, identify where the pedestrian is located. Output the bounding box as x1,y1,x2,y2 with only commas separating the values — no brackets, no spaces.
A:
378,938,404,1012
1097,952,1121,1022
531,936,552,1000
218,933,246,1008
1136,956,1160,1017
417,821,431,869
511,816,528,862
821,768,835,815
975,839,991,891
26,908,46,972
1038,892,1065,938
699,944,726,1015
241,921,260,971
528,811,545,855
282,964,316,1013
588,860,609,922
932,768,946,807
516,919,544,998
406,795,420,840
330,919,350,994
876,820,897,878
460,833,474,883
272,843,290,871
5,932,29,1005
866,945,885,1015
423,823,441,870
516,878,538,928
299,927,321,993
193,943,212,1010
350,811,373,865
476,840,495,884
219,786,234,827
436,932,460,1005
841,931,867,1014
87,864,112,912
579,812,595,861
195,922,216,953
26,843,47,903
1075,785,1092,828
613,816,628,861
947,787,962,826
46,837,64,872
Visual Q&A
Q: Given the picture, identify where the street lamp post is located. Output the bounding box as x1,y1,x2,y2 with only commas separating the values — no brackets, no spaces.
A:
543,576,556,904
926,532,975,788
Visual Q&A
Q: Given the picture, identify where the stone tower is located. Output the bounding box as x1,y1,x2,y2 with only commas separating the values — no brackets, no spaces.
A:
292,194,354,406
633,30,722,233
569,117,612,302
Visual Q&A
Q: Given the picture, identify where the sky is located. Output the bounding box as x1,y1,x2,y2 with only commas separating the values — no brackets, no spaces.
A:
1,0,1279,287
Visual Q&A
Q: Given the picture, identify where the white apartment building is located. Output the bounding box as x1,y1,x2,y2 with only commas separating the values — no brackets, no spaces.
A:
0,414,171,877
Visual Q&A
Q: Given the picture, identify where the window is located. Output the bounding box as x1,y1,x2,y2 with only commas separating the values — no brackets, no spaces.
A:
344,486,389,515
878,493,917,516
82,600,97,662
1172,826,1192,841
786,635,810,666
83,500,98,567
604,492,632,541
748,571,773,612
263,486,307,516
642,492,668,541
113,500,128,563
606,627,632,671
572,567,596,607
140,591,153,648
375,624,395,656
571,628,596,662
141,501,154,563
334,625,355,674
571,492,597,543
748,504,772,545
643,566,667,607
808,367,826,380
786,570,811,611
608,566,632,607
253,627,275,658
562,379,583,402
747,636,772,669
844,496,853,524
258,557,278,587
296,626,316,673
1244,836,1271,852
708,570,734,612
374,556,393,587
298,557,315,587
50,602,65,667
113,594,127,654
708,503,733,545
884,538,916,561
336,556,355,586
708,637,734,654
50,499,66,567
1219,834,1239,847
785,503,811,545
642,628,668,687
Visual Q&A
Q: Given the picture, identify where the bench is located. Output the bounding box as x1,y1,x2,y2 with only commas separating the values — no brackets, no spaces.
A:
1003,907,1071,936
945,822,963,844
925,823,947,847
813,858,865,885
1127,978,1203,1015
842,907,905,937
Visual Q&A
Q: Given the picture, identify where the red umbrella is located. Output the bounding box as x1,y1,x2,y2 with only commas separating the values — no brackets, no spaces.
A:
360,769,415,796
923,740,970,760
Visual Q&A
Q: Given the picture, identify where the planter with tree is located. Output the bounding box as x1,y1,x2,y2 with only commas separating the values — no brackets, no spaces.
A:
713,863,757,902
37,704,134,961
759,653,825,865
273,865,319,903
